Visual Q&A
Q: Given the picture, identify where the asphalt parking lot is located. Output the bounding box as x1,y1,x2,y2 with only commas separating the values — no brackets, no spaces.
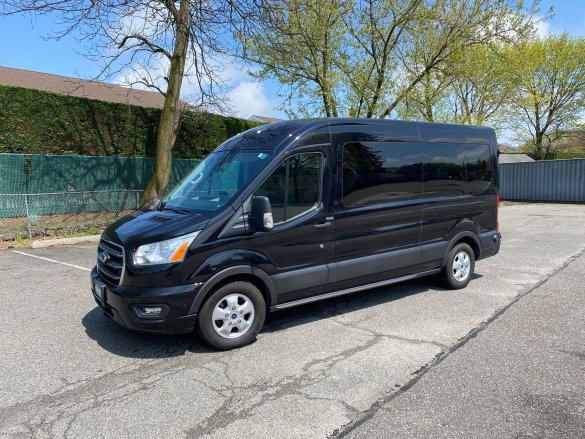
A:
1,203,585,438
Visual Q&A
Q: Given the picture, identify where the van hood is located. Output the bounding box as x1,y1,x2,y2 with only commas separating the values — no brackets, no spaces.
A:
101,209,212,250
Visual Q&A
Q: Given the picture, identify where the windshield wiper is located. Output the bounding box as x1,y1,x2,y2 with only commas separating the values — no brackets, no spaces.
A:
160,207,191,215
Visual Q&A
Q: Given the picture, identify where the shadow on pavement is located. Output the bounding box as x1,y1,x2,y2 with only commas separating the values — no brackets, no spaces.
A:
81,307,214,359
265,276,436,332
82,273,482,358
265,273,481,332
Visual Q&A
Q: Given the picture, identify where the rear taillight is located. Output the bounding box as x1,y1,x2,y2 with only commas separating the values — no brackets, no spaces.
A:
496,193,500,231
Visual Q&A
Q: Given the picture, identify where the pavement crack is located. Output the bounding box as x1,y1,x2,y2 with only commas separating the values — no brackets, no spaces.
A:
330,316,448,350
559,349,585,361
185,338,381,438
0,350,232,437
330,245,585,438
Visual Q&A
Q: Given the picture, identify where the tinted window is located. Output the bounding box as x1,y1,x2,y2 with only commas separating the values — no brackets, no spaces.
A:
423,143,466,196
255,153,321,223
216,121,308,151
466,144,492,194
164,150,273,212
257,161,287,223
342,142,422,207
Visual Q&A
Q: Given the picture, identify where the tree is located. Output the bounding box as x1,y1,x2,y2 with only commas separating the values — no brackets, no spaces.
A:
244,0,350,118
506,35,585,160
397,44,517,127
388,0,540,121
4,0,256,207
448,46,515,126
243,0,540,119
342,0,424,118
396,68,454,122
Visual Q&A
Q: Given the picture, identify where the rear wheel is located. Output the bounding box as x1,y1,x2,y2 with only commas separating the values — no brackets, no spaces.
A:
196,281,266,350
440,243,475,289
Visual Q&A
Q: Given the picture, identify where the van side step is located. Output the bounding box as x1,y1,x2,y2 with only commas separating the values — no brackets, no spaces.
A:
271,269,441,311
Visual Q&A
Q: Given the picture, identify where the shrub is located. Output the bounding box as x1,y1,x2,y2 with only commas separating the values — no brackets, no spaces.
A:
0,85,261,159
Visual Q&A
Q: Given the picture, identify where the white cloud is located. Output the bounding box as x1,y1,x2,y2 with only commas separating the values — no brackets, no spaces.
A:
532,14,573,38
93,6,286,120
534,18,552,37
108,35,285,119
226,81,278,118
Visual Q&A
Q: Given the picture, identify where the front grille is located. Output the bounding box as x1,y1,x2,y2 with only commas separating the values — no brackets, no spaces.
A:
97,239,125,286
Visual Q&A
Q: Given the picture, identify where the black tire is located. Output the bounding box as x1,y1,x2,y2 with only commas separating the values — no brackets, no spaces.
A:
196,281,266,350
440,243,475,289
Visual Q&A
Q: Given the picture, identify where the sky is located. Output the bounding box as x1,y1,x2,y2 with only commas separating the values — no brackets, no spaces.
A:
0,0,584,121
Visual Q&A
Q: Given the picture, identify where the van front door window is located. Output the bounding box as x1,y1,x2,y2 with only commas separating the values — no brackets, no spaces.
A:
254,153,321,224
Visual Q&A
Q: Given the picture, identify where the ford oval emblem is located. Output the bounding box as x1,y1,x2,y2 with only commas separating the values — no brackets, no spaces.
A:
98,251,110,264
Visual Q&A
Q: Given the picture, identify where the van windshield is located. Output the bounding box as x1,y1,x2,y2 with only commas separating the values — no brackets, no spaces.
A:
162,150,273,212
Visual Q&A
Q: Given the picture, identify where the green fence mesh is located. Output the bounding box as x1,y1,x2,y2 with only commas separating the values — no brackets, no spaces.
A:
0,154,26,193
0,153,200,240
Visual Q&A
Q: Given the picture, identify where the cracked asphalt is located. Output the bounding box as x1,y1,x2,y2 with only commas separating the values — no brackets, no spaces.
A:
1,203,584,438
343,242,585,439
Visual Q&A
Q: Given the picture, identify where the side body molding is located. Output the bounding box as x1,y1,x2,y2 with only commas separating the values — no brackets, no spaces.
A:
188,265,277,315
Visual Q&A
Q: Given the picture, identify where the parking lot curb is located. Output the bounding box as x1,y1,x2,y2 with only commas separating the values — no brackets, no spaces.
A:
31,235,101,249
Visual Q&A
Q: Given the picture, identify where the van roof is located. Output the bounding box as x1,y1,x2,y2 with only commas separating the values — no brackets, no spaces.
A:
216,118,497,153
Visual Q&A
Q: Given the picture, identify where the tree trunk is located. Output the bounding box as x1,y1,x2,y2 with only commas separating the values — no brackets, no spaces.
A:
379,64,434,118
534,133,544,161
321,86,338,118
140,0,191,209
423,74,434,122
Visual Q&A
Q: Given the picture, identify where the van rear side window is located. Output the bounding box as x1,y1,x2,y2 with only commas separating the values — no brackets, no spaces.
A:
466,144,492,194
423,143,466,196
342,142,422,207
343,142,493,204
423,143,492,196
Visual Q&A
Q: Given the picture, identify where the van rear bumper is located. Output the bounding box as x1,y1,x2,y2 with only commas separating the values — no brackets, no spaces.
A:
90,267,200,334
479,231,501,259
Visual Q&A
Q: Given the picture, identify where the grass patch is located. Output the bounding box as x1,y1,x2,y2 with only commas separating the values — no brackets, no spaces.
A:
0,210,131,243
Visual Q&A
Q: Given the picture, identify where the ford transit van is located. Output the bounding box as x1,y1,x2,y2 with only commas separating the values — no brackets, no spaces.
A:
91,118,501,349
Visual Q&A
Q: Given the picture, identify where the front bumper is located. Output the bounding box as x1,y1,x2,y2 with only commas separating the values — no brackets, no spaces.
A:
90,267,200,334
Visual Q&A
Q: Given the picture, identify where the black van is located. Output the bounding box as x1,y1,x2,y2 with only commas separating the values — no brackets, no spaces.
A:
91,118,501,349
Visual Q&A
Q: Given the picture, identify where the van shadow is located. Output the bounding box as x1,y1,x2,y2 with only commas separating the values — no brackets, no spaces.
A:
264,273,481,333
82,273,482,359
81,309,214,359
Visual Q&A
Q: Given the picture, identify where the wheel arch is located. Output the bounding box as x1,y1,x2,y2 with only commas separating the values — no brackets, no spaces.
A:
442,231,481,268
189,266,276,315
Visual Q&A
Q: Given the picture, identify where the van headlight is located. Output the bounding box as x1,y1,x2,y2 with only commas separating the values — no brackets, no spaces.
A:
133,231,200,266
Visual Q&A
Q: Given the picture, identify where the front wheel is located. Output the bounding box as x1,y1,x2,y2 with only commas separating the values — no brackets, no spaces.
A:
440,243,475,289
196,281,266,350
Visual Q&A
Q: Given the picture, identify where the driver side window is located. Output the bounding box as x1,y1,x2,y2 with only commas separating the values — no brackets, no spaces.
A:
254,153,321,225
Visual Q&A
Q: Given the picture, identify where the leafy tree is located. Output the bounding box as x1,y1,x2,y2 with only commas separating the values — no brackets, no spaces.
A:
449,46,516,126
397,69,453,122
383,0,537,118
4,0,256,207
343,0,424,118
398,44,517,127
519,124,585,159
506,34,585,160
244,0,350,118
243,0,540,119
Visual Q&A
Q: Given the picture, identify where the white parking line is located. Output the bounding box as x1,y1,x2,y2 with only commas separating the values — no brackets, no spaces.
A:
10,250,92,272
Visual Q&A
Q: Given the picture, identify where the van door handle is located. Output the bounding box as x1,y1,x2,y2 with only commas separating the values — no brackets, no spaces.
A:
314,221,331,229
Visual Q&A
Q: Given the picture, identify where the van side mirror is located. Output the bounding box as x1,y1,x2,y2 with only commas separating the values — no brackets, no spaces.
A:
249,196,274,232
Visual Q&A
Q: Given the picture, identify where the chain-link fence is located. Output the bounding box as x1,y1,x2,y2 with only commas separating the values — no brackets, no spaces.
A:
0,154,199,242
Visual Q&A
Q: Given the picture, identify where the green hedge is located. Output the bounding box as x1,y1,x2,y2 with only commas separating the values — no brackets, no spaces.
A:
0,85,261,159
